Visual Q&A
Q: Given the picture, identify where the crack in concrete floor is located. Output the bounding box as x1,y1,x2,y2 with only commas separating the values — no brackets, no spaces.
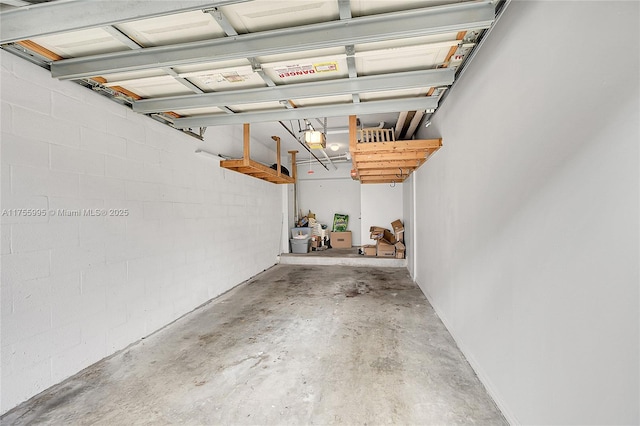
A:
2,265,507,425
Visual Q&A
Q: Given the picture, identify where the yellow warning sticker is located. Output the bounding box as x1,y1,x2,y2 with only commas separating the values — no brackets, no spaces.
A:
314,62,339,73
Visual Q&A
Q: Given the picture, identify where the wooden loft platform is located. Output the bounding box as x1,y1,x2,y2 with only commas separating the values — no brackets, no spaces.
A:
348,115,442,184
220,123,297,185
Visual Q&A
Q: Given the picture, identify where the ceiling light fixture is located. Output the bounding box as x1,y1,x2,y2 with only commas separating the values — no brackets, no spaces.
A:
329,143,340,152
304,130,325,149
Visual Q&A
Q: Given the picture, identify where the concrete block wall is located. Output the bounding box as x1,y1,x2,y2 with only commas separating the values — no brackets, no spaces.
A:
0,51,284,413
410,2,639,424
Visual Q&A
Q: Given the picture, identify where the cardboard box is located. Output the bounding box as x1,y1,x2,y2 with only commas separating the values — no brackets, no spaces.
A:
381,229,397,245
391,219,404,234
391,220,404,243
369,226,386,240
362,245,376,256
377,240,396,257
331,231,352,248
395,241,405,259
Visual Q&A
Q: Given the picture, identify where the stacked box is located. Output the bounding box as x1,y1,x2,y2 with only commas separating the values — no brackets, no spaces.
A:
362,245,376,256
367,220,406,258
369,226,386,240
331,231,352,248
377,240,395,257
391,219,404,243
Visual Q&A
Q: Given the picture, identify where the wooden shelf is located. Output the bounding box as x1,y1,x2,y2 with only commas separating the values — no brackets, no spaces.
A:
348,115,442,184
220,159,295,184
220,123,297,185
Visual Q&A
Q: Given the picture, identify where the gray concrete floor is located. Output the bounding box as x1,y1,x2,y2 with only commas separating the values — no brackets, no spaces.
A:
2,265,506,425
280,248,407,267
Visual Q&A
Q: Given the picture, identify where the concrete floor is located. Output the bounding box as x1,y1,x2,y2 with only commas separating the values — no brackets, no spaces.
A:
280,248,407,267
2,265,506,425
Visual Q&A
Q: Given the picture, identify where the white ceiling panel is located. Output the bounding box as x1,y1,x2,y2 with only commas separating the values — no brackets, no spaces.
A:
172,59,252,75
355,41,458,75
100,69,168,84
31,28,131,58
359,88,431,102
171,106,227,116
292,94,353,108
228,101,287,113
355,33,461,53
188,71,266,92
255,47,346,66
180,65,265,92
115,11,226,47
262,56,349,85
104,76,194,98
2,0,504,143
220,0,339,33
351,0,470,17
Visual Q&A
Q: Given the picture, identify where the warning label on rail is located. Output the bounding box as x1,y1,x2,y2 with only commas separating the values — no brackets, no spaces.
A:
314,62,338,73
274,62,339,78
274,64,315,78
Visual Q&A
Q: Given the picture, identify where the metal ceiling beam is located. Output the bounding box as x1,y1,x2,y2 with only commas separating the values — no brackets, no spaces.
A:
133,68,454,113
172,96,439,128
163,67,205,94
338,0,352,20
0,0,250,44
102,26,143,50
51,2,495,80
1,0,31,7
206,7,238,36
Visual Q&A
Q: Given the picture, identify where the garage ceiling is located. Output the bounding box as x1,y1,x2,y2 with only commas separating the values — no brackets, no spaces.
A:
0,0,506,160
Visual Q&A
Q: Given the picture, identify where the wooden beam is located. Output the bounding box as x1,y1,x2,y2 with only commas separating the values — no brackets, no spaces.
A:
355,160,421,169
15,40,188,118
360,173,410,180
441,31,467,68
288,150,298,182
272,136,281,177
354,139,442,153
360,177,408,184
354,151,427,162
16,39,63,61
236,168,272,176
219,159,243,168
357,169,414,176
243,123,250,166
349,115,357,168
394,111,409,140
111,85,143,101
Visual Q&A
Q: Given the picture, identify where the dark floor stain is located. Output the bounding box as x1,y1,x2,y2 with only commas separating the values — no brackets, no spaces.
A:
345,282,371,297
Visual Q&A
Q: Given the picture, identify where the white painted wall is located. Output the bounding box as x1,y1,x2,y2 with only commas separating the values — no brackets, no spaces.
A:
410,1,639,424
0,51,284,413
297,161,361,245
402,175,414,275
360,183,403,246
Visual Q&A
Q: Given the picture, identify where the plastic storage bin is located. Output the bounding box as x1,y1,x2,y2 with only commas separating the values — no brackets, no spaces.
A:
291,227,312,238
290,227,311,254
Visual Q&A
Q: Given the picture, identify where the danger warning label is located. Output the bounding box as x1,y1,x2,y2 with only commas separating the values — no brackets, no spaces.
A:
274,62,339,78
